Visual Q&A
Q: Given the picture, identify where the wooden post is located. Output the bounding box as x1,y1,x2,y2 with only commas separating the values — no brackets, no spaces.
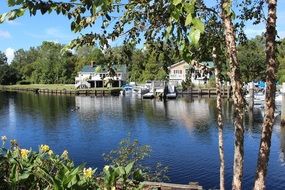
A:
208,88,210,97
249,81,255,111
199,88,202,96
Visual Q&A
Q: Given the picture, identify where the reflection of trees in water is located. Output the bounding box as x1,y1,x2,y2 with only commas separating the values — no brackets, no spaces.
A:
14,92,74,126
280,126,285,165
75,96,144,123
0,92,11,111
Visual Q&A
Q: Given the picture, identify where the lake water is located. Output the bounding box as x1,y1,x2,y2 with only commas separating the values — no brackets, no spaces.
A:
0,92,285,189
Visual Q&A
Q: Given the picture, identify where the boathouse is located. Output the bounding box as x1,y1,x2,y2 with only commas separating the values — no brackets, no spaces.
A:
75,62,128,89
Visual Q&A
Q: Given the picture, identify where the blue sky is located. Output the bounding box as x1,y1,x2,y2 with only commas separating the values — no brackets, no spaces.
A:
0,1,285,64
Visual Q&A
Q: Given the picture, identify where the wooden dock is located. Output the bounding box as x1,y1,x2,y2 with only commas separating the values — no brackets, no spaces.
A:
178,87,232,98
142,181,202,190
0,86,121,96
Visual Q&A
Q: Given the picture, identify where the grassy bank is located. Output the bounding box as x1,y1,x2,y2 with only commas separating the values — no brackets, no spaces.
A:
0,84,76,90
0,84,122,96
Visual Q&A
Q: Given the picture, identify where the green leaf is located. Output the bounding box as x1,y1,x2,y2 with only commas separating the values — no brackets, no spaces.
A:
18,172,30,180
171,9,180,21
8,0,16,6
189,29,201,46
192,18,204,33
184,3,194,13
166,25,173,35
125,161,134,174
185,14,192,26
0,13,6,23
172,0,182,6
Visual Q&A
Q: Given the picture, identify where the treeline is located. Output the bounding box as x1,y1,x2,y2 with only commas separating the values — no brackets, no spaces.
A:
1,36,285,85
0,41,179,85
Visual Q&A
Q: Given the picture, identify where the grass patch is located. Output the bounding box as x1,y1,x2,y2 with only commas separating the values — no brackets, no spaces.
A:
1,84,76,90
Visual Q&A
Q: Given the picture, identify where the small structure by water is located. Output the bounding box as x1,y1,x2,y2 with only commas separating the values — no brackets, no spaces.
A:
75,62,128,89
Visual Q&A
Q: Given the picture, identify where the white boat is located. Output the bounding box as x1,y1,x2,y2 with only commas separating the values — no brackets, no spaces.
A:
132,86,149,95
166,84,177,99
245,92,282,106
143,92,155,99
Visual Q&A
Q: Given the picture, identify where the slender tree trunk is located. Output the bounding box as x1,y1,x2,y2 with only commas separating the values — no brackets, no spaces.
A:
213,46,225,190
253,0,277,189
221,1,245,189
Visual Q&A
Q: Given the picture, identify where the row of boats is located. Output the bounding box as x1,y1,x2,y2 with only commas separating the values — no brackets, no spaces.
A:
245,91,283,117
120,83,177,99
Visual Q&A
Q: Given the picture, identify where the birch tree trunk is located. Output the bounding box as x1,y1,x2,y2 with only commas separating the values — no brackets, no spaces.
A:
253,0,277,189
221,1,245,189
213,46,225,190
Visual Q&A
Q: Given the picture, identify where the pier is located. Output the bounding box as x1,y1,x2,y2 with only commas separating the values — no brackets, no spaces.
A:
0,85,122,96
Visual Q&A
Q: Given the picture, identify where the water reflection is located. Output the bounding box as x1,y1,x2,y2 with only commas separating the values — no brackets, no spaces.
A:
1,92,285,189
75,96,213,134
280,126,285,165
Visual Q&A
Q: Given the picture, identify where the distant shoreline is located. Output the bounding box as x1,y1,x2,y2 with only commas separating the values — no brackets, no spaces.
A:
0,84,122,96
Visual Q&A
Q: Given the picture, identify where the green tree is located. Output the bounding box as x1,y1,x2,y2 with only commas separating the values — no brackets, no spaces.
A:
0,65,20,85
277,38,285,82
11,48,39,81
238,36,266,82
129,50,145,82
0,51,7,65
142,52,167,81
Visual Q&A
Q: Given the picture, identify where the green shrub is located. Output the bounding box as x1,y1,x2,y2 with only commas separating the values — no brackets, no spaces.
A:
17,80,32,85
103,136,169,182
0,136,146,190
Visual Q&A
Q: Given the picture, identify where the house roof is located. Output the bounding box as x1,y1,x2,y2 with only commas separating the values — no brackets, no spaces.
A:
168,60,215,70
200,61,215,69
80,64,127,73
81,65,95,73
168,60,189,69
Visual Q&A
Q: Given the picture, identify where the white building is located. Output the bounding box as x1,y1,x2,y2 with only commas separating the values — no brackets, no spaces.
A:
75,63,128,88
168,60,215,86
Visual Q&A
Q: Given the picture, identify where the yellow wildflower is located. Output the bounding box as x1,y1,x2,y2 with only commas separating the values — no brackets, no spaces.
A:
40,144,50,152
1,136,7,142
20,149,30,159
83,167,95,179
48,150,53,156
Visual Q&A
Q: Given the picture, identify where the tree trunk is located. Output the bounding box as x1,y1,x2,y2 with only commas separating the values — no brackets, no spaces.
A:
213,46,225,190
253,0,277,189
220,1,245,189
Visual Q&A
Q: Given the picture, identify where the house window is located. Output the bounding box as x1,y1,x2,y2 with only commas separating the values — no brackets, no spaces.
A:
173,70,182,74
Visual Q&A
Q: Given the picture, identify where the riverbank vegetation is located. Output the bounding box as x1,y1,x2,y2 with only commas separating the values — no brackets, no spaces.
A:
0,136,167,189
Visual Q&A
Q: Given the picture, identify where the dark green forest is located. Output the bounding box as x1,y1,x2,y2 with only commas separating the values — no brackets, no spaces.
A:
1,36,285,85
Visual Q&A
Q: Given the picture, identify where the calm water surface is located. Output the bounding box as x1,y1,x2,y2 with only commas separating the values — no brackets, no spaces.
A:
0,92,285,189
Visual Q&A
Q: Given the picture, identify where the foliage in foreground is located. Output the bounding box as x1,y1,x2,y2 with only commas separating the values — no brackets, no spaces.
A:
0,136,161,190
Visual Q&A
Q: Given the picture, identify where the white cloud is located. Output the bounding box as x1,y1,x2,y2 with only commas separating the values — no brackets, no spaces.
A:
0,30,11,38
5,48,15,65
